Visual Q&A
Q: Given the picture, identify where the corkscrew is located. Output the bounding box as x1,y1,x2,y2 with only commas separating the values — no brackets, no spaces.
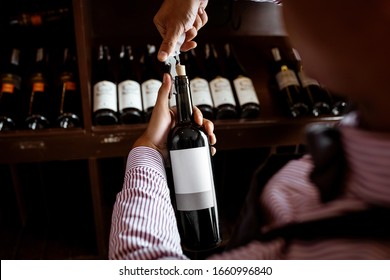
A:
165,33,185,97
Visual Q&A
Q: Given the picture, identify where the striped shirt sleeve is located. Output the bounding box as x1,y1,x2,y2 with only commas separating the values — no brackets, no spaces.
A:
108,147,187,260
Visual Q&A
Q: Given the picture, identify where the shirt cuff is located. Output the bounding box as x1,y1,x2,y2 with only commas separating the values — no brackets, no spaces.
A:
126,146,167,178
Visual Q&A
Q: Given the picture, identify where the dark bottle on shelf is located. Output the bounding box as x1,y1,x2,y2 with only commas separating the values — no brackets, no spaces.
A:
92,45,118,125
291,48,331,116
25,47,50,130
0,48,22,131
140,44,162,121
168,64,221,252
205,43,237,119
183,49,214,120
223,43,260,119
55,48,81,128
328,90,349,116
7,7,71,27
271,47,308,117
118,45,143,124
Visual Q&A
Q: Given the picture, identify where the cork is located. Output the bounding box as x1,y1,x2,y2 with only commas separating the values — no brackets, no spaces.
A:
176,64,186,76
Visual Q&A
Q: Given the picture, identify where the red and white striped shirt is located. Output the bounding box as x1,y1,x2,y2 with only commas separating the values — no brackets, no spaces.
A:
109,113,390,259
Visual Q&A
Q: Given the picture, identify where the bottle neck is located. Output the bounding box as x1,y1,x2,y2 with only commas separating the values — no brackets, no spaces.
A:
175,75,193,124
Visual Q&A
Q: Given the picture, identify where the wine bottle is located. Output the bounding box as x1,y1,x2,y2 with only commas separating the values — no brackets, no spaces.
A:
55,48,81,128
271,47,308,117
168,64,221,252
25,47,50,130
118,45,143,124
0,48,22,131
291,48,331,116
205,43,237,119
7,7,71,27
224,43,260,118
183,49,214,120
140,44,162,121
93,45,118,125
328,90,349,116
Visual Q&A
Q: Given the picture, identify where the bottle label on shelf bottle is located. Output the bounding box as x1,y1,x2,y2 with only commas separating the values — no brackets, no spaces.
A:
209,77,236,107
32,82,45,92
141,79,161,111
118,80,142,111
170,146,215,211
276,69,300,90
93,80,117,112
233,76,260,105
1,83,14,94
190,77,214,107
298,71,320,88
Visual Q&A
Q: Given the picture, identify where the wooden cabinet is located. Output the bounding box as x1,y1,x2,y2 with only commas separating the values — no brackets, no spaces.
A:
0,0,343,259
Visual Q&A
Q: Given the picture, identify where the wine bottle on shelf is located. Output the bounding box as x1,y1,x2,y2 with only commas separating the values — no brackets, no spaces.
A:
25,47,50,130
223,43,260,119
0,48,22,131
182,49,214,120
204,43,237,119
140,44,162,121
168,64,221,252
291,48,331,116
92,45,118,125
7,7,71,27
270,47,308,117
118,45,143,124
328,90,349,116
55,47,81,128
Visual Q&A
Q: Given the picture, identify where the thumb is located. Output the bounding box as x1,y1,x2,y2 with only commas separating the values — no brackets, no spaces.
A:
155,73,172,107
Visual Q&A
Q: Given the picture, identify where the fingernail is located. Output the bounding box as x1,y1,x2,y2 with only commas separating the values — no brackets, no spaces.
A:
199,7,204,15
158,51,168,62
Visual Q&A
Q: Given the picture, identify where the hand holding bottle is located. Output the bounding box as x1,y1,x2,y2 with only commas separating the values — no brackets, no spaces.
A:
133,73,216,163
154,0,209,62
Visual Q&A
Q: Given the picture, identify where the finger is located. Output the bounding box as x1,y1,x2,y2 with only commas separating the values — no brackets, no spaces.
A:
198,7,208,29
193,15,203,31
180,41,197,52
210,146,217,156
193,106,203,126
158,27,184,62
203,119,216,145
185,27,198,42
155,73,172,106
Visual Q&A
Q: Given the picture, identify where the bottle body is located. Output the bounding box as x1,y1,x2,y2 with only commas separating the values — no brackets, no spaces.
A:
140,45,161,121
184,49,214,120
0,48,21,131
56,48,81,128
224,43,260,119
169,66,221,251
25,48,50,130
93,45,118,125
205,44,237,119
118,45,143,124
272,47,308,117
291,48,331,116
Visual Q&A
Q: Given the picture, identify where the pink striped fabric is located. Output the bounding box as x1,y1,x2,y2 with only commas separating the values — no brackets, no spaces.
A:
109,114,390,260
